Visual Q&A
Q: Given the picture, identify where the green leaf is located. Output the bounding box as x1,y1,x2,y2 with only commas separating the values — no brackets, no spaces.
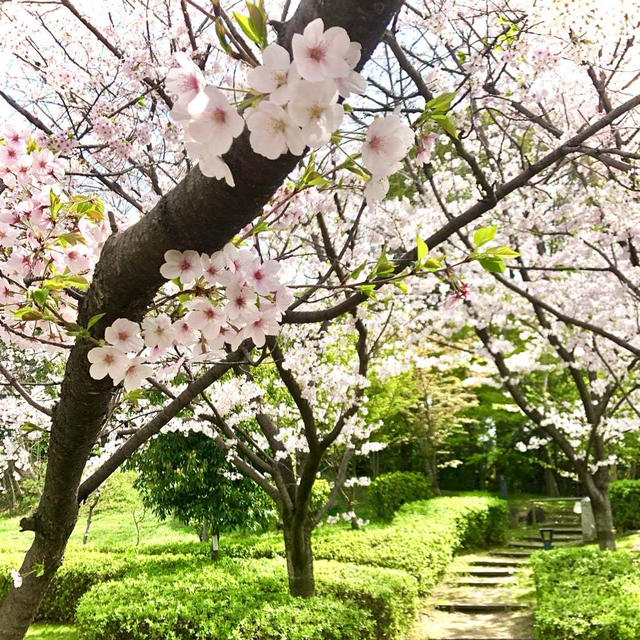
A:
486,245,520,258
358,283,377,298
426,92,456,114
348,261,368,281
43,274,89,290
394,280,409,293
416,235,428,263
87,313,106,329
473,225,497,248
431,114,457,138
12,306,44,321
423,257,443,270
30,288,49,306
246,2,267,48
478,255,506,273
55,231,86,247
215,19,232,54
233,11,261,45
251,219,272,235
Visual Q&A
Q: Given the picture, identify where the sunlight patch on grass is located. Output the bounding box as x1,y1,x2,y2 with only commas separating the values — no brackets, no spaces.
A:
26,624,78,640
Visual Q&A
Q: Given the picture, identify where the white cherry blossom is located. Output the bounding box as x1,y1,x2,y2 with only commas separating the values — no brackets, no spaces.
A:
335,43,365,98
142,315,174,350
247,44,297,105
87,346,128,382
104,318,144,353
225,283,259,322
292,18,351,82
187,86,244,156
160,249,203,285
361,113,414,177
165,53,208,121
118,357,153,392
246,258,282,295
246,102,305,159
288,80,343,147
185,140,235,186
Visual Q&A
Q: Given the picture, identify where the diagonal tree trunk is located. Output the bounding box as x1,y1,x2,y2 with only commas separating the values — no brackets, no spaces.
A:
0,3,403,638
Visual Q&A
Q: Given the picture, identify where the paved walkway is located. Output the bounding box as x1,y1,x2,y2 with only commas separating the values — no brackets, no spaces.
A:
409,521,583,640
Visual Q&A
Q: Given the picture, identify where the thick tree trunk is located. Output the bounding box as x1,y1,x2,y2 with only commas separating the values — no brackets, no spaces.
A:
282,515,315,597
591,489,616,550
0,3,404,637
543,467,560,497
579,465,616,551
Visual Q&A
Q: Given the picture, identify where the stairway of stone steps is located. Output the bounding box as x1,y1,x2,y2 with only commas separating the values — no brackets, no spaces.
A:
409,502,585,640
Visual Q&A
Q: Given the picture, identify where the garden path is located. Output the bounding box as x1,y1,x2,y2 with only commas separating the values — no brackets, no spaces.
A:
409,510,584,640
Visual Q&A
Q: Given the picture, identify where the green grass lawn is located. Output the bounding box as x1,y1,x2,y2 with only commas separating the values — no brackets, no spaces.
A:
26,625,78,640
0,471,198,553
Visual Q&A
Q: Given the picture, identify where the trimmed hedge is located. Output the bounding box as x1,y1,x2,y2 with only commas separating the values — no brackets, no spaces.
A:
1,496,505,638
311,496,508,592
611,479,640,531
369,472,434,520
531,547,640,640
0,551,197,623
75,559,375,640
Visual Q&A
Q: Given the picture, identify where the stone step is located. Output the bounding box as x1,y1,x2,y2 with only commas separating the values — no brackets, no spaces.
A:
469,558,526,567
521,534,581,542
455,567,515,577
435,602,529,613
548,527,582,534
455,577,515,587
490,550,531,558
507,540,574,549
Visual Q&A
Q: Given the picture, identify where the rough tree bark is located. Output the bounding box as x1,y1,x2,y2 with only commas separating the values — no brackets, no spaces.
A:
579,465,616,551
0,2,403,638
282,512,315,597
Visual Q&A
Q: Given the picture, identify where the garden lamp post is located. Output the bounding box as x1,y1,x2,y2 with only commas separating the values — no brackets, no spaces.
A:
539,527,554,550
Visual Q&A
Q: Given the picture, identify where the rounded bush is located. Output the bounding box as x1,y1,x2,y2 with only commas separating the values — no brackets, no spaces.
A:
610,479,640,530
369,472,433,520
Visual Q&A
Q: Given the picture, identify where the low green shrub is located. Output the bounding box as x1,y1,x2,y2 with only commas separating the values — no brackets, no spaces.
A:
75,559,374,640
531,547,640,640
0,551,197,623
312,496,507,593
369,472,433,520
610,479,640,530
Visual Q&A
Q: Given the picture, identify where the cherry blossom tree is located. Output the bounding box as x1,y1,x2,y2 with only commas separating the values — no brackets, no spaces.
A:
1,0,640,637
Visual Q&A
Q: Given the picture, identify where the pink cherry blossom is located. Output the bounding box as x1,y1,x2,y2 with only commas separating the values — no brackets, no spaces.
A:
87,346,128,381
225,282,258,322
172,317,198,345
142,314,174,350
243,305,281,347
361,113,414,177
186,86,244,156
104,318,144,353
246,102,305,159
166,52,208,121
247,44,297,105
246,259,281,295
287,80,343,147
200,251,228,285
187,298,226,340
292,18,351,82
160,249,203,285
119,357,153,392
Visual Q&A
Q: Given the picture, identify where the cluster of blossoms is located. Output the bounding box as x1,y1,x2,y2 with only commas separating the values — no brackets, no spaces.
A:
165,18,413,204
0,127,110,347
87,243,291,391
325,511,369,528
